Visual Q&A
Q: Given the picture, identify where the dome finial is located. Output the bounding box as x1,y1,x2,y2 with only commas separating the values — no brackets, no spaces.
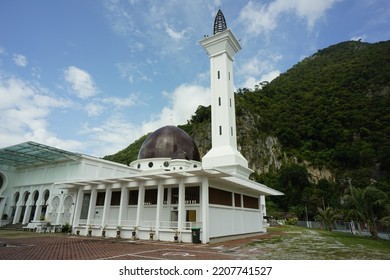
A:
213,9,227,35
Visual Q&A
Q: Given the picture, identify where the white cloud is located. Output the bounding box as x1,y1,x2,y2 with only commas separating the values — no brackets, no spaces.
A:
242,77,259,90
64,66,98,99
102,94,138,107
351,34,367,41
238,0,340,37
13,54,28,67
0,76,78,150
85,102,104,117
260,70,280,83
103,0,215,54
103,0,136,36
239,52,282,76
116,62,152,83
84,94,138,117
74,83,211,156
293,0,339,28
129,41,145,53
141,83,211,134
242,70,280,90
165,23,190,42
79,116,141,156
239,56,264,77
237,51,282,90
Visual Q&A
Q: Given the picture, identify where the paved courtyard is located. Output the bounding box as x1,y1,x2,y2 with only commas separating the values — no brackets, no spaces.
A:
0,231,272,260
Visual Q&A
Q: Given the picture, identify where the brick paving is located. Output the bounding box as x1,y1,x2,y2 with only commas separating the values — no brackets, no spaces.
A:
0,232,274,260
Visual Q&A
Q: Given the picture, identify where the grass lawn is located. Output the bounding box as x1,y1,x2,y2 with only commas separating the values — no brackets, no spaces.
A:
249,225,390,259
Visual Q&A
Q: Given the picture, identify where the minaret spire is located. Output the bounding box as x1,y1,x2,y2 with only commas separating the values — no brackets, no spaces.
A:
213,9,227,35
199,9,252,178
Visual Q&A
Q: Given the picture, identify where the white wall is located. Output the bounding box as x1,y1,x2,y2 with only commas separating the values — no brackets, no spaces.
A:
209,205,263,238
3,156,136,189
0,155,137,224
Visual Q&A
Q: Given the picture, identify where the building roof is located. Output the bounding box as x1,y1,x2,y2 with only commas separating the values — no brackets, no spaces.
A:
58,168,283,196
137,125,201,161
0,141,81,168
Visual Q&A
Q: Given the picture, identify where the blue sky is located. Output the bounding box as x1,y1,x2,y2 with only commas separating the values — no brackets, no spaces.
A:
1,0,389,157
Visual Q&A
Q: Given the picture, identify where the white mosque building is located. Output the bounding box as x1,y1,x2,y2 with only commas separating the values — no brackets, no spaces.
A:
0,10,282,243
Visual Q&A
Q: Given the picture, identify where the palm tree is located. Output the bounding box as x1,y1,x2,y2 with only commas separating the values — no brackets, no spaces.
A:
343,186,388,239
315,207,340,231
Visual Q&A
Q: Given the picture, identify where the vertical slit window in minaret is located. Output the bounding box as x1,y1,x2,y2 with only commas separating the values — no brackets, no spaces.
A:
231,127,233,136
219,126,222,135
218,97,221,106
217,71,220,79
228,72,230,80
230,98,232,107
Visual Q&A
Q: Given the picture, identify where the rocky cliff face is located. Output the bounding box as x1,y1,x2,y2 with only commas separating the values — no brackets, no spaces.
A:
236,112,283,174
189,110,335,183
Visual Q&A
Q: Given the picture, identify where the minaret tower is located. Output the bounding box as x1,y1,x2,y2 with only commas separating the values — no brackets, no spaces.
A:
200,9,252,178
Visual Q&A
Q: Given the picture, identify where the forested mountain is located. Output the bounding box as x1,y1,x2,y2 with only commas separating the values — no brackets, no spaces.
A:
104,40,390,225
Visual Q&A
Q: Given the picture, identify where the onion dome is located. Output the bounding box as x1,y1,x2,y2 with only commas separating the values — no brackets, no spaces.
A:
137,126,201,161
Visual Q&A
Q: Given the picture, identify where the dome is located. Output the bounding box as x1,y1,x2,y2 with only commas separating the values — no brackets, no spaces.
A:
137,125,201,161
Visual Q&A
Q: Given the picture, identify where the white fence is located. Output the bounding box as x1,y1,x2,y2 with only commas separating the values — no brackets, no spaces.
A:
297,220,390,240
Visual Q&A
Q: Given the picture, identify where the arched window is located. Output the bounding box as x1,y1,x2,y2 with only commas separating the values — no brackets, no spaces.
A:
43,190,50,205
14,192,20,206
32,191,39,206
0,172,4,190
23,191,30,205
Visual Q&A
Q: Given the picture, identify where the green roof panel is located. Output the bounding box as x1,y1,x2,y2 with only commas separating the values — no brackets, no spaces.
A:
0,141,81,168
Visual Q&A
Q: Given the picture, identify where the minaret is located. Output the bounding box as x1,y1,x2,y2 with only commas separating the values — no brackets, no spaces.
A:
200,9,252,178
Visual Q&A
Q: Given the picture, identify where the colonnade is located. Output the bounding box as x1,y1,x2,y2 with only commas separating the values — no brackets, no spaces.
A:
70,176,210,243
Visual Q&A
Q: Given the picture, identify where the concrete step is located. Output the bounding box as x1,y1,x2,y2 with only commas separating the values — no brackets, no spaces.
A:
0,223,25,231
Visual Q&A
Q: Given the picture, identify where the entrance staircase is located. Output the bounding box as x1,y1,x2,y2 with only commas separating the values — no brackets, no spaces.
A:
0,223,24,231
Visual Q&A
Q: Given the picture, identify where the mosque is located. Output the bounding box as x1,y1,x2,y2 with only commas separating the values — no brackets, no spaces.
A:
0,10,282,243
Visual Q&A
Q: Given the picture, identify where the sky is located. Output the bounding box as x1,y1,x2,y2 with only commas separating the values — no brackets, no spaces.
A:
0,0,389,158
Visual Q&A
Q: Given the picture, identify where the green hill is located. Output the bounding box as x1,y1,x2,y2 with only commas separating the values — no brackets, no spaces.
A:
103,40,390,222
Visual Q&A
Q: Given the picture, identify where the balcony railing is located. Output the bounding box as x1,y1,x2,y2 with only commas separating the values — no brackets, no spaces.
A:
76,219,202,231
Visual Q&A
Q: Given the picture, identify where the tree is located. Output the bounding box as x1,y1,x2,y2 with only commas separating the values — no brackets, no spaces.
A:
315,207,340,231
343,186,388,239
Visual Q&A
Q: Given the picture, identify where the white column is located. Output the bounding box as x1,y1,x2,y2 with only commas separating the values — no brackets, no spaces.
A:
259,195,266,232
33,192,44,221
239,194,244,232
231,192,236,234
177,181,185,232
101,186,112,227
0,197,6,220
13,198,23,224
155,181,164,237
118,184,128,226
72,187,84,227
86,186,97,226
136,183,145,227
22,191,32,224
260,195,266,216
201,177,209,243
